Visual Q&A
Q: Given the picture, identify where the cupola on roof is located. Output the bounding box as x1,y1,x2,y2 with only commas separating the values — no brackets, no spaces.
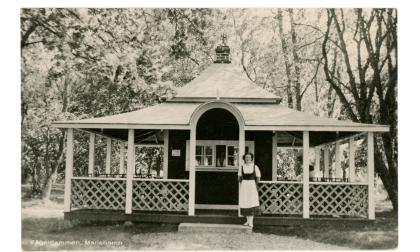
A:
214,34,231,64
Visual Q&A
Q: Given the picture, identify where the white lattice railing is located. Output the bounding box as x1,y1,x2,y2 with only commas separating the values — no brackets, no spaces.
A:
132,179,189,212
71,177,126,210
309,183,368,217
69,177,368,218
258,181,303,215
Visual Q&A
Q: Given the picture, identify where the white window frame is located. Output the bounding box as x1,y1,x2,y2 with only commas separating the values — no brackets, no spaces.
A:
186,140,254,172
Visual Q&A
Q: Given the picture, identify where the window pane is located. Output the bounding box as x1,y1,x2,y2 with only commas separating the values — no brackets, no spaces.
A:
228,156,235,166
205,146,213,155
228,146,234,156
196,156,203,166
234,147,239,164
216,145,226,167
245,146,249,154
205,156,212,166
196,146,202,155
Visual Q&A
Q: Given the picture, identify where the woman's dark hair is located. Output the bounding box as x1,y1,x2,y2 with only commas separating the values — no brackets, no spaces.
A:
242,152,254,161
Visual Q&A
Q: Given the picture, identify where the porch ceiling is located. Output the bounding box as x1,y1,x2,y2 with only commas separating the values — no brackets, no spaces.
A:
82,128,357,146
277,131,359,147
85,128,163,145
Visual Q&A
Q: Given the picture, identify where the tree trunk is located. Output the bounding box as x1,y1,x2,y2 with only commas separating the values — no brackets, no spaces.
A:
41,74,70,201
41,167,58,202
288,9,302,111
42,132,65,202
231,11,255,83
374,140,398,211
326,85,336,117
277,9,294,109
31,156,42,196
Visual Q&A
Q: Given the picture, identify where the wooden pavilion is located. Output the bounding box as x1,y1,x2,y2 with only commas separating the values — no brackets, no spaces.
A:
53,41,389,225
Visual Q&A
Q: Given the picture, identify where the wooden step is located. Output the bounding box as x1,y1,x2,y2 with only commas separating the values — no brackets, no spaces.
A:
178,223,252,234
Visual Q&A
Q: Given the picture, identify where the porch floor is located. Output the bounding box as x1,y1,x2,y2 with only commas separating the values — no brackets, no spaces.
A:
65,209,372,226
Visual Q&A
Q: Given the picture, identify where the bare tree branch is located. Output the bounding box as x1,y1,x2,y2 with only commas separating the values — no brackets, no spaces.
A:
322,9,359,122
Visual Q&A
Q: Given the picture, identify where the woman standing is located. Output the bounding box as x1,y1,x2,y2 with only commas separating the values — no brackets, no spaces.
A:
238,152,261,227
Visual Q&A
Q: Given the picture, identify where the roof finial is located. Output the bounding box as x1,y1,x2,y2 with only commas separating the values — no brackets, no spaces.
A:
221,33,228,45
216,88,220,100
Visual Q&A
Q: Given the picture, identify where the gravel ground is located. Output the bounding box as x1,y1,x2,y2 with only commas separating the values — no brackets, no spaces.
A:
22,216,351,250
22,198,350,250
130,231,351,250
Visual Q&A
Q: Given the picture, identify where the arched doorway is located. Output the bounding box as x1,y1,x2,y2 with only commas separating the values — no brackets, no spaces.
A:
188,101,250,212
195,108,239,207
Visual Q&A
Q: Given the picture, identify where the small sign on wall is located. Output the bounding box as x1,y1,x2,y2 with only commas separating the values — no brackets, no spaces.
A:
171,149,181,157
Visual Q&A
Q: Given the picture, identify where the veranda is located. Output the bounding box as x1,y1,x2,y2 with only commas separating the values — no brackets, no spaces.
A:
57,119,383,223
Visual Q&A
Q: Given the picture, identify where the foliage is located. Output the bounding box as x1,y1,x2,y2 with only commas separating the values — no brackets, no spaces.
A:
276,149,303,180
21,8,397,210
135,147,164,178
321,9,398,209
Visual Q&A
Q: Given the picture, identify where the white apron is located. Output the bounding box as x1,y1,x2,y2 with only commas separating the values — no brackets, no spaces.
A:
238,164,261,208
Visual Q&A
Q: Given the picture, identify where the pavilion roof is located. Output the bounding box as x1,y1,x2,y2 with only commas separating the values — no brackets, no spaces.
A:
169,64,280,103
53,102,389,132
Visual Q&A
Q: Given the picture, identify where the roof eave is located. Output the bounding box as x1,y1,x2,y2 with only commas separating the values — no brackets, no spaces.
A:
244,125,390,132
52,122,389,132
51,122,190,130
168,97,281,104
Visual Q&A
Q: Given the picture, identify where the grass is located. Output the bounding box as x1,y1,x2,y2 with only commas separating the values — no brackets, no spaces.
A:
21,183,398,250
22,218,180,250
255,210,398,249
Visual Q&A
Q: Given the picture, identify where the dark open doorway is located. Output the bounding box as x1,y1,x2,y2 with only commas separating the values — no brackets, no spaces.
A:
195,108,239,207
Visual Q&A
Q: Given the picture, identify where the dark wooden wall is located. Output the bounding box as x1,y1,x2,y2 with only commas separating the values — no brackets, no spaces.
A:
168,130,189,179
246,131,273,181
195,172,238,204
167,130,274,181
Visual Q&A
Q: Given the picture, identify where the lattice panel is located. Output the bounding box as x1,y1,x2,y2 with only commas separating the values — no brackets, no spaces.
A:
132,180,189,212
309,184,368,217
258,183,303,215
71,179,126,210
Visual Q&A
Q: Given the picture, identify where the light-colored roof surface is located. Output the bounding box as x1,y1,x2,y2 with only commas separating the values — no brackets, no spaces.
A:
235,104,370,127
171,64,280,101
58,103,198,125
53,102,389,132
